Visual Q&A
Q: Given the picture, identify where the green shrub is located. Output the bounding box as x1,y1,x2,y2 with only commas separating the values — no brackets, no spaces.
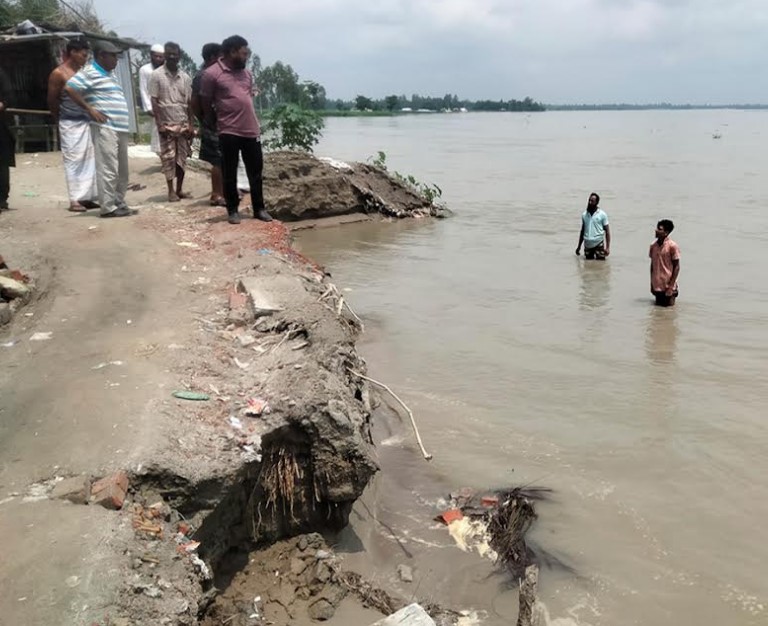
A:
262,104,324,152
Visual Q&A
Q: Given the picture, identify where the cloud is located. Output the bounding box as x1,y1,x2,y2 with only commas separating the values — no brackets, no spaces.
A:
92,0,768,102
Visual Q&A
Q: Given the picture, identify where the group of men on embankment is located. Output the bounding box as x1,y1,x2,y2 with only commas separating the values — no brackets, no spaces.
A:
2,34,271,225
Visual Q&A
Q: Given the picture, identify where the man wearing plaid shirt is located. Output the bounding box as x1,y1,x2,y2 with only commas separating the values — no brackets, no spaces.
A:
149,42,194,202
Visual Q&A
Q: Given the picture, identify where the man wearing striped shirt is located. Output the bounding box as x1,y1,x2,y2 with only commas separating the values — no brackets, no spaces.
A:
65,41,134,218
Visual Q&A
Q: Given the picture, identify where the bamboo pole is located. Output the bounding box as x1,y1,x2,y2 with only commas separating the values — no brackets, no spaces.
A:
6,108,51,116
348,368,433,461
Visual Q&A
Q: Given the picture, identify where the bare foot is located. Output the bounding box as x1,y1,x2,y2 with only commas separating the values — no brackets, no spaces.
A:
168,193,180,203
209,196,226,207
176,191,193,200
67,203,87,212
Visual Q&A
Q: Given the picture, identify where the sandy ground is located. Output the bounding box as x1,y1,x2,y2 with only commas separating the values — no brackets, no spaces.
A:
0,152,215,625
0,151,416,626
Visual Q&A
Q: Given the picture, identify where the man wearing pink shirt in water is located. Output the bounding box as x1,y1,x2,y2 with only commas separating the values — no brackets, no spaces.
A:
649,219,681,307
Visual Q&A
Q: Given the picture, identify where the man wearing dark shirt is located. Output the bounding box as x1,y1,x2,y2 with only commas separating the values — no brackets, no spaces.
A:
200,35,272,225
0,67,14,211
191,42,224,206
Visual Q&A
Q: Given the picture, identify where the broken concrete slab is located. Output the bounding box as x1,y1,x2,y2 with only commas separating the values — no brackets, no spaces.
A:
0,275,30,301
370,603,436,626
51,475,91,505
237,276,286,317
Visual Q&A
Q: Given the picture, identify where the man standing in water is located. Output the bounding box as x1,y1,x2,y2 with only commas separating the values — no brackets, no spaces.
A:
649,219,680,307
200,35,273,225
139,44,165,154
47,38,99,212
575,193,611,259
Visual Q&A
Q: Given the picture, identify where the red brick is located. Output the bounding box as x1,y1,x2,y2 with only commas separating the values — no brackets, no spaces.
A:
90,471,129,510
436,509,464,525
229,290,247,310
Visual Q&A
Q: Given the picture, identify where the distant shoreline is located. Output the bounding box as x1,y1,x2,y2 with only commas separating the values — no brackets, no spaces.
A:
546,104,768,111
318,105,768,117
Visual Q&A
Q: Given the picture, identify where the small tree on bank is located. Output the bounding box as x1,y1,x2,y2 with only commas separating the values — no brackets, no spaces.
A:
262,104,324,153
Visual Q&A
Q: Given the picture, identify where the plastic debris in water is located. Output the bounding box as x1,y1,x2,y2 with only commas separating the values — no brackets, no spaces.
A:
172,391,210,401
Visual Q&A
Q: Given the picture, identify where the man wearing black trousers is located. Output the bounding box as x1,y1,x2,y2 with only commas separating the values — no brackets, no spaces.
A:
0,67,15,212
199,35,272,225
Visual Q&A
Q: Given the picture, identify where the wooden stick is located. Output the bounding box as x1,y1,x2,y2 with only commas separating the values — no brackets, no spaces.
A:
342,299,365,330
6,108,50,115
269,329,292,354
326,283,365,330
348,368,433,461
517,564,539,626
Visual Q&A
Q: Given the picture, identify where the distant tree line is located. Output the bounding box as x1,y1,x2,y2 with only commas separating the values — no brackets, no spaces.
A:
331,93,545,113
547,103,768,111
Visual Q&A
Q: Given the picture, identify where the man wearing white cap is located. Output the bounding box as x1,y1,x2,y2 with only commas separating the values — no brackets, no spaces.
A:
139,44,164,153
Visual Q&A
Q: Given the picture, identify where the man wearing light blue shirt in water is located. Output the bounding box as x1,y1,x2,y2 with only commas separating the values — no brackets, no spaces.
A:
575,192,611,259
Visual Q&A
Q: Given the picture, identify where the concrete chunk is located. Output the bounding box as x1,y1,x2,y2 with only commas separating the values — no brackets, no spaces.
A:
370,604,436,626
397,564,414,583
0,275,30,301
51,476,91,505
237,276,284,317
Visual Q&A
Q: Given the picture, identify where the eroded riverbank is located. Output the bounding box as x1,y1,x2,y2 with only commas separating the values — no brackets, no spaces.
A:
1,150,504,625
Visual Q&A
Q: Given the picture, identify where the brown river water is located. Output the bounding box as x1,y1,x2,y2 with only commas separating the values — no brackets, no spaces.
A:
294,111,768,626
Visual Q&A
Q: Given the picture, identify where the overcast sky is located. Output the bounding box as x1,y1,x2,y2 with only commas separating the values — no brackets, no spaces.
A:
93,0,768,103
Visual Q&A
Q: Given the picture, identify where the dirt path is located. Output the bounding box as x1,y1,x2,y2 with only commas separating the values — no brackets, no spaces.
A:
0,153,215,624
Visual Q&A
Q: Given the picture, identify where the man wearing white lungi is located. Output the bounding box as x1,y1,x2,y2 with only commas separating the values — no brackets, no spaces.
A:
65,41,135,218
139,44,165,154
47,37,98,212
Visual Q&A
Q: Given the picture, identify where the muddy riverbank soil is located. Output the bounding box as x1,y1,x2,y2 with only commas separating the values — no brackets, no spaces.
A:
0,149,452,625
